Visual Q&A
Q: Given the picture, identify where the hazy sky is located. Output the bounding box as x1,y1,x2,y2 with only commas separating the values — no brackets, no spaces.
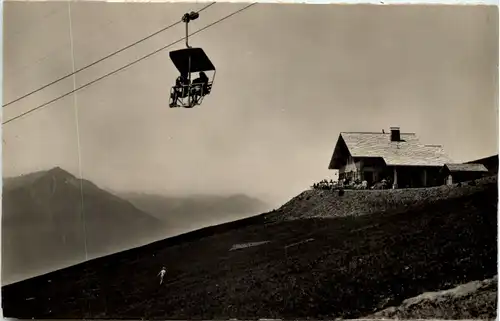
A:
3,2,498,206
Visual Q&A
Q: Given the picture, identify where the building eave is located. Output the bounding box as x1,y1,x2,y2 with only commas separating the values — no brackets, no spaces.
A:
328,134,348,170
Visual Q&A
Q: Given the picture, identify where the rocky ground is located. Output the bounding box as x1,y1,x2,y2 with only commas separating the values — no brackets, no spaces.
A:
367,276,498,319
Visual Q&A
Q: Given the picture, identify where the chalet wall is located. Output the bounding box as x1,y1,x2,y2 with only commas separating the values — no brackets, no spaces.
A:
390,166,444,188
447,172,487,184
358,158,388,184
339,155,360,174
426,167,441,187
337,156,443,187
339,158,385,183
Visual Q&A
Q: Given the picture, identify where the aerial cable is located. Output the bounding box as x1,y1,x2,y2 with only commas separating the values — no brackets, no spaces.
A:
2,2,216,108
3,3,256,125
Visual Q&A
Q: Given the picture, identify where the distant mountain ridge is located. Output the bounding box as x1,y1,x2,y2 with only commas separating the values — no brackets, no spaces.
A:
2,167,167,285
118,191,271,232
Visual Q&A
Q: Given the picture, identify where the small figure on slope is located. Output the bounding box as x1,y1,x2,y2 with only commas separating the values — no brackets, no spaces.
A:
158,267,167,285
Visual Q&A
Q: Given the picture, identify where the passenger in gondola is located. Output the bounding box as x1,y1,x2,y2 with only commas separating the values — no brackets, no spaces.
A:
194,71,209,88
177,74,190,96
190,71,209,103
170,74,190,107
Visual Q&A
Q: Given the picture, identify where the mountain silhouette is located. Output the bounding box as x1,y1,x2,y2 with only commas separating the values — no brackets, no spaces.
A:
118,192,271,233
2,167,167,285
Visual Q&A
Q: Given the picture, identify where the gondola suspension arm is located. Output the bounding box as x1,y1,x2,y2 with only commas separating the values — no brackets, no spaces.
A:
182,11,199,49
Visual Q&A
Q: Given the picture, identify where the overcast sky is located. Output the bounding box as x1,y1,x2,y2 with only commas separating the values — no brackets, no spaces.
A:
3,2,498,206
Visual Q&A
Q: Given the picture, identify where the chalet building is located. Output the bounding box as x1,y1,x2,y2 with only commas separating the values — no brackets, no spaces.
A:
440,163,489,186
328,127,453,188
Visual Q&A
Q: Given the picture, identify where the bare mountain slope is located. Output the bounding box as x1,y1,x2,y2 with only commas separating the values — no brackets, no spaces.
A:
2,167,167,285
367,276,498,319
1,176,497,319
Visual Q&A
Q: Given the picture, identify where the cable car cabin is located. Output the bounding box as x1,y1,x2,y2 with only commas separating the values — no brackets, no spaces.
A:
169,47,216,108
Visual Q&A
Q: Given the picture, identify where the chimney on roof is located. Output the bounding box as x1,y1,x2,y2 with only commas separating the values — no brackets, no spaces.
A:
390,127,400,142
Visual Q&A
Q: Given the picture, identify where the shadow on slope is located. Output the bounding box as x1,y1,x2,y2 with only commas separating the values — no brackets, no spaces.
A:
2,177,497,319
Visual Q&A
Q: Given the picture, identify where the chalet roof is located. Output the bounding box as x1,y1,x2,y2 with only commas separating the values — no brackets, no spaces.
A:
443,163,488,173
329,132,453,169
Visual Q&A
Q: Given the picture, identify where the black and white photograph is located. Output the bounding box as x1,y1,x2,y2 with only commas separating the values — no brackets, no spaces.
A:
1,1,498,319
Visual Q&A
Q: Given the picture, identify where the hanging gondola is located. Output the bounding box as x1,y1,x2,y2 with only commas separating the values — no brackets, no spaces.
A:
169,12,216,108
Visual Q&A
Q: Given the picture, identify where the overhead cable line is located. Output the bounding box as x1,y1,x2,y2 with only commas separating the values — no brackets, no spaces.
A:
3,2,216,108
3,3,257,125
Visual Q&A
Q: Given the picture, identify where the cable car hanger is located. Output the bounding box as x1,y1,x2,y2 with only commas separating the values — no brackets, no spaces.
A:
169,12,216,109
182,11,199,48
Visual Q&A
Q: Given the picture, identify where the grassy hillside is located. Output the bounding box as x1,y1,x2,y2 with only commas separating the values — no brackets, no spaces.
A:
270,176,497,221
1,177,497,319
2,167,168,285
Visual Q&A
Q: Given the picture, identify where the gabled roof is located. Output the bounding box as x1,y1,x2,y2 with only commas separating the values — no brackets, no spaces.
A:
329,132,453,169
443,163,488,173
